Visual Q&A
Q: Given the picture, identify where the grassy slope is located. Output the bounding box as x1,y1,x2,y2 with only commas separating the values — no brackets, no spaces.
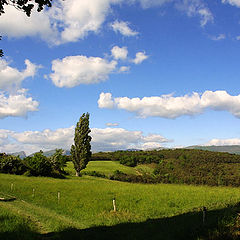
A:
65,161,138,176
1,161,240,239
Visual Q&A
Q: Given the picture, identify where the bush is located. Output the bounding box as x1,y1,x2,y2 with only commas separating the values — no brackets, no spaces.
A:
0,155,26,174
50,149,68,174
23,152,53,176
119,156,137,167
83,171,106,178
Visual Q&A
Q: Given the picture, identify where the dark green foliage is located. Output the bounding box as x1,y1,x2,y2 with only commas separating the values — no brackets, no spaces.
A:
0,150,67,178
71,113,92,176
23,151,52,176
94,149,240,186
50,149,68,173
0,154,26,174
119,156,137,167
82,171,107,178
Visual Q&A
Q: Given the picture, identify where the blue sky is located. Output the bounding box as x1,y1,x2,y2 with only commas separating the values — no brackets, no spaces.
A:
1,0,240,155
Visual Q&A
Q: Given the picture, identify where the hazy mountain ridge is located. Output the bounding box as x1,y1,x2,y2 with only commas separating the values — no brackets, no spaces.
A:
9,151,26,159
8,145,240,158
186,145,240,154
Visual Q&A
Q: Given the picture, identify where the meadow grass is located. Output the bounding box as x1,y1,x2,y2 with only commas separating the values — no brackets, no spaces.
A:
0,204,38,240
66,161,137,176
1,161,240,239
1,173,240,231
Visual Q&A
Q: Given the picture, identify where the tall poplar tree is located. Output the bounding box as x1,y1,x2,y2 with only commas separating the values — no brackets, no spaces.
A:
71,113,92,177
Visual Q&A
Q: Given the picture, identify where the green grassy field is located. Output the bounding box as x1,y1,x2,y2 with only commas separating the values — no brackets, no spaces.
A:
1,161,240,239
65,161,138,176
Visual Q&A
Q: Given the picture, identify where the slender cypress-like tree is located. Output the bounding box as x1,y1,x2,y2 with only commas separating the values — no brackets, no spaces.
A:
71,113,92,176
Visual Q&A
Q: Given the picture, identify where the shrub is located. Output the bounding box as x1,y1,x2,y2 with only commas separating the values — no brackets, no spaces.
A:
0,155,26,174
23,152,53,176
83,171,106,178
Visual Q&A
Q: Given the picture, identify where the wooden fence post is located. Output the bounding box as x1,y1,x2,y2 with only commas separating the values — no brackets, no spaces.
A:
58,192,60,204
32,189,35,198
113,198,116,212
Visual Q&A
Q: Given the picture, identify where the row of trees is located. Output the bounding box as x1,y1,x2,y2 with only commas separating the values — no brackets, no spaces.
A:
0,149,68,177
0,113,92,178
94,149,240,186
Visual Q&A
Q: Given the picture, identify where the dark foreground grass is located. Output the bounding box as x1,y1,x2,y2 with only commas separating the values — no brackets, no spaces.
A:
0,206,38,240
1,163,240,240
0,202,239,240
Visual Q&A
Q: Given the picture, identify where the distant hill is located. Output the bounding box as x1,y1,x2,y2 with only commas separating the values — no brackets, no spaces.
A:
186,145,240,154
29,149,70,157
126,148,141,151
10,151,26,159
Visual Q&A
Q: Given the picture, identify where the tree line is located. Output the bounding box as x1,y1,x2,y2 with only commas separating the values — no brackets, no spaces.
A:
93,149,240,186
0,113,92,178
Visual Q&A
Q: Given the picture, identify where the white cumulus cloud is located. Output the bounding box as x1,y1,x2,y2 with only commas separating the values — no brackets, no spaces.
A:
111,46,128,60
98,90,240,119
119,66,130,72
205,138,240,146
0,0,123,44
222,0,240,7
0,0,214,44
98,92,115,108
50,55,117,87
0,127,170,155
91,127,170,151
0,89,39,119
0,59,39,91
110,20,139,37
0,5,56,41
132,52,148,64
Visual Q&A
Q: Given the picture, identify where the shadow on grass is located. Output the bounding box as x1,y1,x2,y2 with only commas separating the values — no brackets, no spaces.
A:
0,197,16,202
1,204,240,240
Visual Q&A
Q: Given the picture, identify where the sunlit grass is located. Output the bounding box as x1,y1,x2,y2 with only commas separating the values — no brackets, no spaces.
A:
65,161,137,176
1,172,240,234
1,160,240,238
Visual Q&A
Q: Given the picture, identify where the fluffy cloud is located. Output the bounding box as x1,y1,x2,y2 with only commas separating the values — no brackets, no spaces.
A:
52,0,122,43
98,92,115,108
119,66,130,72
0,0,213,44
110,20,139,37
0,59,39,91
11,127,74,148
91,127,170,151
0,127,170,155
0,59,40,118
0,89,39,119
132,52,148,64
98,90,240,118
0,128,74,155
111,46,128,60
222,0,240,7
0,5,56,41
205,138,240,146
50,55,117,87
0,0,121,44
